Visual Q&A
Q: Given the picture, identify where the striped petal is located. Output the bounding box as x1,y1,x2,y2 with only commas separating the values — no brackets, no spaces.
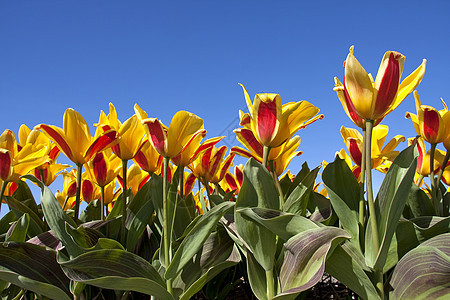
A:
143,118,168,157
167,111,204,158
39,124,75,163
84,129,118,162
63,108,92,164
253,93,281,146
0,149,12,181
234,128,263,159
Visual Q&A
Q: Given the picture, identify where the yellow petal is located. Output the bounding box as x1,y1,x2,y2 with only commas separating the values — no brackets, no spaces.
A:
166,111,204,158
18,125,31,147
238,83,254,116
63,108,92,164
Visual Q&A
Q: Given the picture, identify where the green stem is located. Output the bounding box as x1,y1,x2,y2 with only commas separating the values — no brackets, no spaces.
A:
74,163,83,224
203,178,211,200
120,159,128,245
429,143,439,215
100,185,105,221
62,195,69,211
162,157,173,295
179,166,184,199
359,127,367,229
365,120,382,299
269,160,284,206
262,146,270,169
214,183,220,195
266,269,274,299
0,181,7,214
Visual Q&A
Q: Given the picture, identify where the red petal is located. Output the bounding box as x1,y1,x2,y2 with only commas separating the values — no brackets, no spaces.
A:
0,151,11,181
39,124,74,162
423,109,440,142
374,53,400,118
93,153,108,187
85,130,117,161
184,173,196,195
348,139,362,166
144,119,167,156
256,100,277,144
82,180,94,203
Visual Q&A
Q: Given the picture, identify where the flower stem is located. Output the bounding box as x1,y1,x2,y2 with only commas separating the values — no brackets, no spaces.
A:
74,163,83,224
63,195,69,211
179,166,184,199
365,120,382,298
269,160,284,206
162,157,173,295
429,143,439,214
266,269,274,299
120,159,128,245
359,127,367,229
0,181,7,214
100,185,105,221
262,146,270,169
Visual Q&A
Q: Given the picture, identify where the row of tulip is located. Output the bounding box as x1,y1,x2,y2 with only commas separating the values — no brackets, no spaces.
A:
0,45,448,300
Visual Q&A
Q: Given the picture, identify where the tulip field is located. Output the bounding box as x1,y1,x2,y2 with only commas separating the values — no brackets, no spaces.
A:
0,46,449,300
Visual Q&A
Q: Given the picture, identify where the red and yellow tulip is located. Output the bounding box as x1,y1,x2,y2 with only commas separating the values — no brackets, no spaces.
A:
239,83,323,148
338,46,426,122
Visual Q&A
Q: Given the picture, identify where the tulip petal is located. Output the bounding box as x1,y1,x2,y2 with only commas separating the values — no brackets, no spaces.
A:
230,146,260,162
234,128,263,159
167,111,204,158
143,118,168,157
63,108,92,164
373,52,401,119
84,129,118,162
421,107,441,143
253,93,280,146
0,150,12,181
344,46,374,120
184,173,196,195
190,135,223,162
0,130,18,157
239,83,254,116
348,138,363,166
39,124,75,163
334,77,365,128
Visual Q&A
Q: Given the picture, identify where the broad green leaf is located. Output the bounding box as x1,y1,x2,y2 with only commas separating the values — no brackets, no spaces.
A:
166,201,234,279
59,248,172,299
27,230,63,250
65,223,104,249
0,242,70,298
150,174,164,228
390,233,450,300
326,242,381,300
237,207,318,241
284,162,310,199
106,194,124,220
5,213,29,242
309,191,335,225
366,144,417,269
0,210,17,235
235,158,280,271
12,179,35,203
322,156,360,245
405,184,435,218
33,179,84,257
277,227,350,298
125,180,154,252
283,166,320,215
176,228,241,300
79,199,101,222
4,196,45,234
247,251,269,300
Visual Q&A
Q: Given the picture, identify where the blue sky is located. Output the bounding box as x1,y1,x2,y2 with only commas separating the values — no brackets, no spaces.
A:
1,1,449,207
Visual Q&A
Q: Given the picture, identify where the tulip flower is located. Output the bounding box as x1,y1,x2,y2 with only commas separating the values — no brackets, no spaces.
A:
38,108,118,165
142,110,205,159
341,45,426,122
117,163,150,197
224,164,244,195
56,171,77,210
340,125,405,172
0,129,49,203
272,136,302,177
405,91,450,145
239,83,323,149
189,145,233,185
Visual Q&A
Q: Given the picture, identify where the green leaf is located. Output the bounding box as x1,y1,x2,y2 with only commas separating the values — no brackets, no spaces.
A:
13,179,36,203
4,196,45,234
390,233,450,300
177,229,241,300
0,210,17,235
5,213,29,242
322,156,360,246
59,249,172,299
166,201,234,279
0,242,70,299
366,144,418,269
277,227,350,298
283,166,320,215
326,242,381,300
79,199,101,222
235,158,280,271
247,251,269,300
284,162,310,199
125,180,154,252
106,194,124,220
405,184,435,218
237,207,318,241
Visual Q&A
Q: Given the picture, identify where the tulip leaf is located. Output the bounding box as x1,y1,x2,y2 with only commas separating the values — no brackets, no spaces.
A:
34,180,84,257
283,162,310,199
237,207,318,241
0,242,71,299
322,155,360,246
59,249,172,299
326,241,381,300
4,195,45,234
5,213,29,242
366,144,418,269
125,180,154,252
283,166,320,215
277,227,350,298
12,179,36,203
235,158,280,271
390,233,450,300
79,199,101,223
404,184,435,218
150,174,164,228
176,228,241,300
0,210,17,235
166,201,234,279
106,193,124,220
246,251,269,300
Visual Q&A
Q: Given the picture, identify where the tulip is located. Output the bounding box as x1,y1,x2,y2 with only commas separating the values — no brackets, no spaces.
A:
133,140,163,175
272,136,302,177
224,164,244,196
239,83,323,150
342,45,426,121
117,163,150,197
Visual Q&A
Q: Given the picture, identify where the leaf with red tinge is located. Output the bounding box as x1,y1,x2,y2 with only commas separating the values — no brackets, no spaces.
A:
276,227,350,298
390,233,450,300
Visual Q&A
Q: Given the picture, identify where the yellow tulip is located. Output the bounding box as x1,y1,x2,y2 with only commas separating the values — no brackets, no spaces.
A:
341,46,426,121
239,83,323,148
142,110,204,158
85,150,121,188
38,108,118,165
405,91,450,145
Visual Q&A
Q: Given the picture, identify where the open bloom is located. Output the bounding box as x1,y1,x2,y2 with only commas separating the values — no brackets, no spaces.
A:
117,163,151,196
338,46,426,122
405,91,450,145
85,150,121,187
409,137,446,177
38,108,118,165
340,125,405,172
0,129,49,182
142,111,205,158
239,83,323,148
189,145,234,184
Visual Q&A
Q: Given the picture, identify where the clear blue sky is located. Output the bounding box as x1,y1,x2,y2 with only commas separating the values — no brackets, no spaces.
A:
1,1,449,203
